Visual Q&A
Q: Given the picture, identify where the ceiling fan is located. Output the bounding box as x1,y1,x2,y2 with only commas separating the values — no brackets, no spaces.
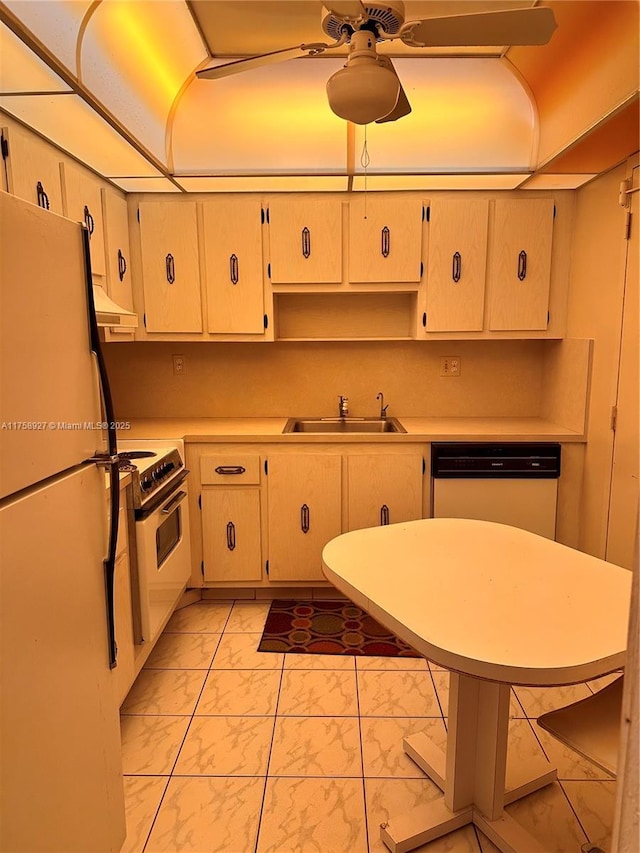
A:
196,2,557,125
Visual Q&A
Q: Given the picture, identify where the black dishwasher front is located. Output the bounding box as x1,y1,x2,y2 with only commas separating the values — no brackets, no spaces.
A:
431,443,561,539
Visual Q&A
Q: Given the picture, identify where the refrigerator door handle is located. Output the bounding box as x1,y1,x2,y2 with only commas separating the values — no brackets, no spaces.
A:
82,226,119,669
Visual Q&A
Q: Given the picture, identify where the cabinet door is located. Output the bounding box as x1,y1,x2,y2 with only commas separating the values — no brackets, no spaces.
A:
101,187,134,337
267,454,342,581
347,453,423,531
202,489,262,582
138,201,202,332
1,124,63,213
60,161,106,276
201,198,265,334
487,199,554,331
424,199,488,331
349,196,423,283
268,198,342,283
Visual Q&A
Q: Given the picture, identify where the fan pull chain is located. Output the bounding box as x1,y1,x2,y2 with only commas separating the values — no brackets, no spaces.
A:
361,127,370,219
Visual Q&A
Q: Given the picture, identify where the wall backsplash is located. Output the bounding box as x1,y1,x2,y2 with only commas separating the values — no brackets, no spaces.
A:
104,339,546,420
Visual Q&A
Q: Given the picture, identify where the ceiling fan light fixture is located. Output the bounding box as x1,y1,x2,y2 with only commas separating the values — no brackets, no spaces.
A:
326,59,400,124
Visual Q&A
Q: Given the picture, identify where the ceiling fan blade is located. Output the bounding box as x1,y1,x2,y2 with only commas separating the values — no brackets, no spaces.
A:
196,43,328,80
400,7,557,48
375,57,411,123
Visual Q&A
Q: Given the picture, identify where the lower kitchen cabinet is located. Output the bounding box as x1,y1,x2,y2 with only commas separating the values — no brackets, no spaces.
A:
199,454,263,582
201,489,262,582
266,453,342,582
347,453,424,531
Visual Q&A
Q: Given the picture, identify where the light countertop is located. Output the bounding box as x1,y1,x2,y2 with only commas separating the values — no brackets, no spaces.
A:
117,416,585,444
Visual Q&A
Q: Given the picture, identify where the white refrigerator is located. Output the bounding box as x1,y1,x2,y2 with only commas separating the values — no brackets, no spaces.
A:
0,192,126,851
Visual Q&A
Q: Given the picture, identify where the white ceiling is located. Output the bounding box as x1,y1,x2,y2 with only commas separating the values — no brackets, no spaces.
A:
0,1,637,192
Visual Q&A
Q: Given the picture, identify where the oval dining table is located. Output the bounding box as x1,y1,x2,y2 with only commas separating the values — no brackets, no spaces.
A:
322,518,632,853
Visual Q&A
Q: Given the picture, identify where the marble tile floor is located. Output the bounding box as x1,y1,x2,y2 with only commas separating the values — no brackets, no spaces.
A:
119,600,619,853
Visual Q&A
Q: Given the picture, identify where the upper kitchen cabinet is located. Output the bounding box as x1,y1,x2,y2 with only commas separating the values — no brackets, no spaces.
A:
267,197,342,284
101,187,134,338
200,198,265,335
423,199,489,332
137,201,202,333
349,195,424,283
60,161,106,277
1,123,63,214
487,199,555,331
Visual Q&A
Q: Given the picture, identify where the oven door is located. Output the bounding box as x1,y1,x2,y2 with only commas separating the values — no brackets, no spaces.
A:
135,474,192,644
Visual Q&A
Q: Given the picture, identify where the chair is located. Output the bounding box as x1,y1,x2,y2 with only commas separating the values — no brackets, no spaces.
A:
536,675,624,778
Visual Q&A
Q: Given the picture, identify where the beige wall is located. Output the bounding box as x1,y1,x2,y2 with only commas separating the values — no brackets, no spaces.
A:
566,162,630,558
104,339,547,420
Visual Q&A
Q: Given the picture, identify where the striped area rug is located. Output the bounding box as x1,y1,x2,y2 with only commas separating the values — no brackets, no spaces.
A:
257,599,422,658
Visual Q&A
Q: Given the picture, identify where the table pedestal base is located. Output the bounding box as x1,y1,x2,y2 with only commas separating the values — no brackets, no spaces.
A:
380,674,557,853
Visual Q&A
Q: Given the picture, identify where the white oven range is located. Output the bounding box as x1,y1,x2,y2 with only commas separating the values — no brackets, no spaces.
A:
118,439,192,647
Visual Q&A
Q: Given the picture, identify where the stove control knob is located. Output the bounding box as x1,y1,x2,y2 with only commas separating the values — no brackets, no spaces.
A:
141,476,153,490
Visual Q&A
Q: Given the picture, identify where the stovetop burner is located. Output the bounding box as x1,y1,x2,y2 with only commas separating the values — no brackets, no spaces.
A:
119,450,157,461
118,450,156,473
117,442,185,508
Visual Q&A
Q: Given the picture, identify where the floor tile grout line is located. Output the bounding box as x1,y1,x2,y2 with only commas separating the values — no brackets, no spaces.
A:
353,652,372,853
138,618,228,851
252,632,286,853
557,778,596,847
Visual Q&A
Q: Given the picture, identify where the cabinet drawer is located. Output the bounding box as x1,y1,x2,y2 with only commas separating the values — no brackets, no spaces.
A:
201,455,261,485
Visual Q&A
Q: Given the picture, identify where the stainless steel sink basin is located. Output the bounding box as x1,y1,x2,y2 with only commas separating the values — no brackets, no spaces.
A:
283,417,406,434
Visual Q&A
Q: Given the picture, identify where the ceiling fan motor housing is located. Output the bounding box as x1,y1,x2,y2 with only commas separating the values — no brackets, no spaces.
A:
321,2,406,41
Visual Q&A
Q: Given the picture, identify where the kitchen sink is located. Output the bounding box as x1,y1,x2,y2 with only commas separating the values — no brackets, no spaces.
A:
283,417,406,434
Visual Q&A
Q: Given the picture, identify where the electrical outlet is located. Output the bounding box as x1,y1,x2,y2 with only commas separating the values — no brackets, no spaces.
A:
440,356,461,377
172,354,185,375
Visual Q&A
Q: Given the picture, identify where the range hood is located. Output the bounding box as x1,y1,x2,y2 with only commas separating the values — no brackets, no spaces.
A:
92,284,138,328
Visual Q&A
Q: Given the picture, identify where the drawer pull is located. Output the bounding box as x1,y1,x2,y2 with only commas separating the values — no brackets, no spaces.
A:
452,251,462,282
83,205,95,236
381,225,390,257
229,253,239,284
301,226,311,258
214,465,246,475
166,253,175,283
301,503,310,533
517,249,527,281
226,521,236,551
36,181,50,210
380,504,390,526
117,249,127,281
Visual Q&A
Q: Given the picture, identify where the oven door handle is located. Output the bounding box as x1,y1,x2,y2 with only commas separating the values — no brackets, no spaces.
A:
161,490,188,515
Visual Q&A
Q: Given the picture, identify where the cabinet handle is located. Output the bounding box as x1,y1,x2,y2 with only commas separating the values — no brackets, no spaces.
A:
83,205,95,236
300,503,310,533
452,251,462,282
36,181,50,210
214,465,246,475
226,521,236,551
381,226,390,258
380,504,390,526
229,253,239,284
166,253,175,283
517,250,527,281
117,249,127,281
301,226,311,258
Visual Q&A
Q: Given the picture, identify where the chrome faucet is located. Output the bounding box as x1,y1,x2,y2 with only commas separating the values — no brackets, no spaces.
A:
377,392,389,419
338,395,349,418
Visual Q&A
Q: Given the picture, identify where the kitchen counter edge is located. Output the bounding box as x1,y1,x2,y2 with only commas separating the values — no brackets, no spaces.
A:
117,418,585,444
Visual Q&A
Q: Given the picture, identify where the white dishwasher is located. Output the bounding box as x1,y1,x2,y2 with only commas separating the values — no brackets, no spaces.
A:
431,443,561,540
